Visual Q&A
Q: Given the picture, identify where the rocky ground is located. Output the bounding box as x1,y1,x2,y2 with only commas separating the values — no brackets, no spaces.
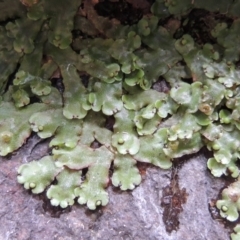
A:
0,135,231,240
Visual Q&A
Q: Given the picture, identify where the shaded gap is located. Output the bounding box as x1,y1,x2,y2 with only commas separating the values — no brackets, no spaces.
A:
36,191,72,218
94,0,143,25
79,72,90,88
179,9,233,45
90,139,102,149
152,77,171,93
0,17,20,26
105,115,115,132
180,77,193,84
81,167,88,181
4,63,20,93
51,77,64,94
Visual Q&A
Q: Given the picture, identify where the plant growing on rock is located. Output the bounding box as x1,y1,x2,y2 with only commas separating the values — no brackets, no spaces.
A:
1,0,240,238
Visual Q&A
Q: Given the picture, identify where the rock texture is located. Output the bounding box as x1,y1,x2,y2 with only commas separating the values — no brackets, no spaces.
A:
0,136,230,240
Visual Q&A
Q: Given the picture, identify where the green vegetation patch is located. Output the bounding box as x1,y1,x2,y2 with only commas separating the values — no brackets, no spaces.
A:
1,0,240,238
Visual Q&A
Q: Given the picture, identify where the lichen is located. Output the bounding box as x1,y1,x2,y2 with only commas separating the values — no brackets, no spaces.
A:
0,0,240,237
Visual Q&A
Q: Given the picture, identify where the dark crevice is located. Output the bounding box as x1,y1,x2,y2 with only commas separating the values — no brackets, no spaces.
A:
180,77,193,84
81,167,88,181
90,139,102,149
173,151,202,168
146,0,155,4
109,161,114,179
0,17,20,26
152,77,171,93
51,77,64,93
72,29,95,40
94,0,143,25
29,96,41,104
177,9,234,45
4,63,20,93
158,15,175,28
4,151,17,160
235,59,240,70
105,115,115,131
80,73,90,88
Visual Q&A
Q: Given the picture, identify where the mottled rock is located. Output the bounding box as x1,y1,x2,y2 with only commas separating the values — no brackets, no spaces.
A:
0,137,230,240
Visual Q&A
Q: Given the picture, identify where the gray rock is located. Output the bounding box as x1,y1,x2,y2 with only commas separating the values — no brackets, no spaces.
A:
0,137,230,240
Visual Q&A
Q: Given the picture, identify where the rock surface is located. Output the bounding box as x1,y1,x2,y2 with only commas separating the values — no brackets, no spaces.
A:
0,136,230,240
